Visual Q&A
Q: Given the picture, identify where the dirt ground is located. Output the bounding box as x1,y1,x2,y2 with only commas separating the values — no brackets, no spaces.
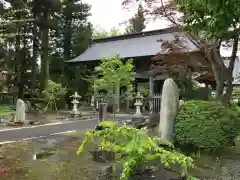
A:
0,132,112,180
0,132,239,180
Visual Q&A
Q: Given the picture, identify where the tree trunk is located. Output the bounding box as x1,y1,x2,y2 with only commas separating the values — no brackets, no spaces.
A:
31,10,38,93
18,25,28,98
63,10,72,62
40,10,49,90
223,36,239,105
211,62,225,101
115,81,120,113
63,3,73,85
187,36,226,102
15,25,21,98
209,43,225,101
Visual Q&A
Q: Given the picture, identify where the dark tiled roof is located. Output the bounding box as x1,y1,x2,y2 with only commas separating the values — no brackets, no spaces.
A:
68,27,199,62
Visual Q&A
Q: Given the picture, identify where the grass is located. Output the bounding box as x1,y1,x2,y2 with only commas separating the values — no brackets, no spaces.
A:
0,105,14,116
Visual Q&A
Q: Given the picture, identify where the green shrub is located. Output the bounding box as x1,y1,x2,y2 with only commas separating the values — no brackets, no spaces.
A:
77,121,196,180
42,80,67,109
174,100,240,152
232,89,240,95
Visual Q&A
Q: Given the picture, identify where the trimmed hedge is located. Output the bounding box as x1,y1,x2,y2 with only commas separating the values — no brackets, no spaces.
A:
174,100,240,152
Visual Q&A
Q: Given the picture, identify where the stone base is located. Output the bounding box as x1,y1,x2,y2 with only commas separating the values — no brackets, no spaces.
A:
8,121,24,126
89,149,115,163
70,112,81,118
131,115,145,128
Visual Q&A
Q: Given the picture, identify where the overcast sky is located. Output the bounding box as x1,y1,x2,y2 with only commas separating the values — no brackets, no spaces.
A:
82,0,170,32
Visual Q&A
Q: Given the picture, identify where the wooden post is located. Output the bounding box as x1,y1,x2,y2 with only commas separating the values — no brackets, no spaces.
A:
99,101,107,122
149,76,153,114
93,77,98,110
115,81,120,113
126,97,130,113
125,91,131,113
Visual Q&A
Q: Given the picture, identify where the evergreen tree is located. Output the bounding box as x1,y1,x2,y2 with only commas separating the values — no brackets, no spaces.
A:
0,0,92,99
125,4,146,34
49,0,92,97
0,0,32,97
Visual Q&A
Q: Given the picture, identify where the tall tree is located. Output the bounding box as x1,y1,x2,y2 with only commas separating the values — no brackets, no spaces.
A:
0,0,93,100
125,4,146,34
61,0,91,80
37,0,61,90
49,0,92,97
30,0,40,93
0,0,33,97
123,0,240,105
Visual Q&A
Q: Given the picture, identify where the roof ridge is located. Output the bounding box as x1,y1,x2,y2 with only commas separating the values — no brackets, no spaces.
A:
92,27,181,44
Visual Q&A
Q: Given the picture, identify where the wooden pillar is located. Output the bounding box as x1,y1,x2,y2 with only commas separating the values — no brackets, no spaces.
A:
149,76,154,114
115,81,120,113
99,102,107,122
93,78,98,110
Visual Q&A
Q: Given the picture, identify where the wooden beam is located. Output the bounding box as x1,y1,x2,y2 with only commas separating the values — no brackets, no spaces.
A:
153,74,169,80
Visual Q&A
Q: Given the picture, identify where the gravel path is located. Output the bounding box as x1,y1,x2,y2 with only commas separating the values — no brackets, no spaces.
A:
202,158,240,180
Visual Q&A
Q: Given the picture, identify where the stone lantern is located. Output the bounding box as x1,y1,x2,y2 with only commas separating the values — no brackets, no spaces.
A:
70,92,81,117
134,92,143,116
131,92,145,125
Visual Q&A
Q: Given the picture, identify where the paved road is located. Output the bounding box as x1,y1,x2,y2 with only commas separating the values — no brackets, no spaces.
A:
0,119,98,143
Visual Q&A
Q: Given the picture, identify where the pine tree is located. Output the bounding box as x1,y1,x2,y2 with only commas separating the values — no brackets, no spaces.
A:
49,0,92,96
0,0,33,97
125,4,146,34
0,0,92,98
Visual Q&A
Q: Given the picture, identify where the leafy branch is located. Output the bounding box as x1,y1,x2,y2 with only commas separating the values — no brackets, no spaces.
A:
77,121,197,180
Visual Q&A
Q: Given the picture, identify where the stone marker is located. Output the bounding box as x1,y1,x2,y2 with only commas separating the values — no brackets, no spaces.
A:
158,78,179,141
14,99,26,123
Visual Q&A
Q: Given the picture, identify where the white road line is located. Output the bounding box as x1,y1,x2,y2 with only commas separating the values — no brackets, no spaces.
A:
0,140,15,145
0,130,77,145
0,118,96,132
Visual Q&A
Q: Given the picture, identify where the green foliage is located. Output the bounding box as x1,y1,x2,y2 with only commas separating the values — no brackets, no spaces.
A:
42,80,66,108
0,105,14,115
175,0,240,39
92,27,121,39
232,89,240,95
77,121,196,180
0,0,92,96
174,100,240,152
125,4,146,34
138,88,149,98
94,54,135,95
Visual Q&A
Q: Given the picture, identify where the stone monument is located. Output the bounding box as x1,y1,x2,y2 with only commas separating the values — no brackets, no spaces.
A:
14,99,26,123
159,78,179,141
70,92,81,117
